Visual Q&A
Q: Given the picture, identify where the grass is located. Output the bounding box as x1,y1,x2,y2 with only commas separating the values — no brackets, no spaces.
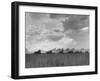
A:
25,53,89,68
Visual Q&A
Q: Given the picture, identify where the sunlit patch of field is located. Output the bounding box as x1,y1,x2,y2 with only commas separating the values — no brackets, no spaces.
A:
25,53,89,68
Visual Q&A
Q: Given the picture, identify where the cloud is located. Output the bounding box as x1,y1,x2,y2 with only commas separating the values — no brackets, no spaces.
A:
26,36,75,53
25,13,76,53
26,24,75,53
80,27,88,31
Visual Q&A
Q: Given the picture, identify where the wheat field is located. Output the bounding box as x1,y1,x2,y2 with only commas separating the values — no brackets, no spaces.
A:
25,53,89,68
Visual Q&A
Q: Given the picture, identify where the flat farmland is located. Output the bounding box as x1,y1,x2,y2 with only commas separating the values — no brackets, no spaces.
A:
25,53,89,68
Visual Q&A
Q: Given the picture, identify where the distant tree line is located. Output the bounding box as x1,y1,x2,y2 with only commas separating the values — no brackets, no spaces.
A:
33,48,89,54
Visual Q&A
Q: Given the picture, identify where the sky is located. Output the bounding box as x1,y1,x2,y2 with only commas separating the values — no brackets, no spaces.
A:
25,12,89,53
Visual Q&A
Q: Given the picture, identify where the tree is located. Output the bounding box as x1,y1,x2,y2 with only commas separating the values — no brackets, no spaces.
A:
46,50,52,54
34,50,41,54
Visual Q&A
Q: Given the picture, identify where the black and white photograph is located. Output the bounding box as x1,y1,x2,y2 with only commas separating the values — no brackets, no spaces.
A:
11,1,97,79
25,13,90,68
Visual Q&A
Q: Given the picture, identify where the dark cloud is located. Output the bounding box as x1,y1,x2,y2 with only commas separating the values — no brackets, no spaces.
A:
47,35,63,42
25,12,50,26
63,15,89,31
67,30,89,49
50,14,67,19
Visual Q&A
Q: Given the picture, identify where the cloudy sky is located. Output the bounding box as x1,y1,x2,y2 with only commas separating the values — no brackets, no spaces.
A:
25,12,89,53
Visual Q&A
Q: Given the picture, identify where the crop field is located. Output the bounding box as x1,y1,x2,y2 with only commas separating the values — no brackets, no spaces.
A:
25,53,89,68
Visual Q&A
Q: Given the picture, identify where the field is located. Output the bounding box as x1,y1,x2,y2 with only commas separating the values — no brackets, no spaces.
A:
25,53,89,68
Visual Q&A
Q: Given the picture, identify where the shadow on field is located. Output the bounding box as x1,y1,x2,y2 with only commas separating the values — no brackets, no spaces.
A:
25,53,89,68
